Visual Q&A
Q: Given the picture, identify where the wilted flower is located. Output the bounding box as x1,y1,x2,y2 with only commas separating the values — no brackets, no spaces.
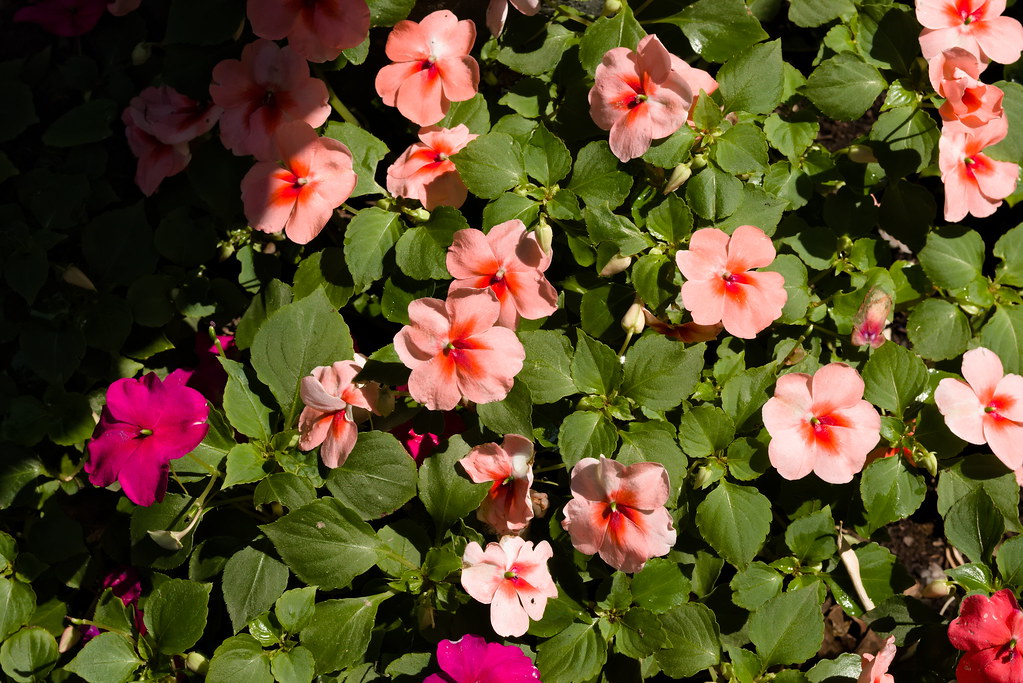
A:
424,634,541,683
858,635,896,683
948,588,1023,683
929,48,1005,130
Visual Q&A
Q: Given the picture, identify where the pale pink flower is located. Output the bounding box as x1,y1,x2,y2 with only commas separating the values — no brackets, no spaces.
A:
125,86,221,146
386,125,477,210
858,635,896,683
375,10,480,127
851,287,892,349
461,536,557,637
486,0,540,36
917,0,1023,64
675,225,787,340
948,589,1023,683
446,220,558,329
298,359,380,468
929,48,1004,129
122,110,191,197
393,289,525,411
459,434,534,534
210,40,330,161
934,347,1023,472
247,0,370,63
589,35,694,162
762,363,881,484
938,124,1018,222
562,456,676,573
241,120,357,244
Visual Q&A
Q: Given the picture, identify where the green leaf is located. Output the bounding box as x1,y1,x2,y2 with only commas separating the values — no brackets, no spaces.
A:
696,482,772,568
730,562,784,610
621,337,704,411
654,603,721,677
275,587,316,634
632,253,677,312
906,299,969,361
861,342,928,417
567,141,633,209
980,305,1023,375
762,253,809,323
206,634,272,683
300,594,389,675
394,207,467,280
253,473,317,512
785,508,837,564
617,608,668,659
946,563,995,593
517,330,576,404
572,331,622,396
451,132,526,199
369,0,414,26
580,283,634,344
788,0,854,26
0,627,56,683
477,380,533,436
292,248,353,309
765,111,820,160
496,23,577,76
325,432,417,520
223,443,270,489
686,165,743,221
322,122,388,197
525,123,572,187
996,535,1023,589
536,623,606,683
418,436,488,533
617,421,687,501
641,125,697,168
868,106,938,179
343,207,402,292
222,547,289,634
437,93,491,134
219,358,273,441
721,364,776,430
0,580,34,641
943,488,1003,563
236,280,293,350
63,633,143,683
749,585,824,667
585,205,652,256
806,653,862,682
717,40,783,115
803,53,886,121
987,81,1023,162
877,180,935,253
713,123,769,174
558,411,619,469
994,223,1023,286
646,194,694,245
655,0,769,63
578,5,645,74
143,579,211,654
678,405,735,457
918,226,984,290
937,455,1021,533
260,499,383,590
631,558,691,613
270,646,316,683
483,192,541,229
250,288,354,426
42,99,116,147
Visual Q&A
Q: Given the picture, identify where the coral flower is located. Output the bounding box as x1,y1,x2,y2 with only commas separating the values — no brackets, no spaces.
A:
394,290,525,411
561,456,676,573
241,120,357,244
675,225,787,340
762,363,881,484
86,371,210,507
446,220,559,329
851,287,892,349
247,0,370,63
124,86,222,145
210,39,331,161
424,634,541,683
298,359,380,468
375,10,480,127
668,54,718,125
386,125,478,210
948,589,1023,683
486,0,540,36
14,0,106,36
917,0,1023,64
461,536,558,637
459,434,535,534
938,124,1018,222
929,48,1004,130
589,35,694,162
934,347,1023,471
858,635,896,683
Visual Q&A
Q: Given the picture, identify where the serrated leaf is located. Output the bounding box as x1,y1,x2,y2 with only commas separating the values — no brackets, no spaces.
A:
451,132,527,199
749,586,824,667
717,40,783,115
343,207,402,292
861,342,928,417
417,435,488,533
621,337,704,411
804,53,886,121
696,482,771,568
222,547,289,633
654,603,721,677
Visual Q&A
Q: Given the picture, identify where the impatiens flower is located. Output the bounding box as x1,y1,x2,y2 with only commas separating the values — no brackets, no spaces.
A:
642,309,723,343
446,220,559,329
241,120,357,244
948,588,1023,683
929,48,1004,130
917,0,1023,64
934,347,1023,471
461,536,557,637
14,0,106,36
86,371,210,507
107,0,140,16
851,287,892,349
858,635,896,683
668,54,718,126
589,35,694,162
391,412,465,465
375,10,480,126
181,331,237,402
561,456,676,573
386,125,478,210
393,289,526,411
298,358,380,468
459,434,535,534
124,86,222,146
762,363,881,484
486,0,540,36
938,124,1018,222
675,225,787,340
424,634,541,683
210,40,330,161
122,109,191,196
247,0,370,63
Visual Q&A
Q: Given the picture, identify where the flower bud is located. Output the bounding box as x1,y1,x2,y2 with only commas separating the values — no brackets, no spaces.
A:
601,0,622,16
663,163,692,194
375,386,396,417
913,448,938,477
534,219,553,255
131,42,152,66
921,580,952,598
621,302,646,335
851,287,892,349
530,490,550,519
62,265,96,291
185,652,209,674
847,144,878,164
58,625,80,653
692,461,725,490
599,253,632,277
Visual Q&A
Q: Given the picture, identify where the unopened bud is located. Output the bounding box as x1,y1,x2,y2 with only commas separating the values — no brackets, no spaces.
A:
534,219,553,255
690,153,708,170
63,266,96,291
921,580,952,598
851,287,893,349
783,345,807,366
530,490,550,519
58,625,80,653
692,461,725,490
375,386,396,417
621,302,646,335
131,42,152,66
185,652,209,674
663,163,692,194
601,0,622,16
913,448,938,477
847,144,877,164
598,253,631,277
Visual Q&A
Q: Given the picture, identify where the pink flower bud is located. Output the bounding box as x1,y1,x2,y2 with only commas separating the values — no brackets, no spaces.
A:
851,288,892,348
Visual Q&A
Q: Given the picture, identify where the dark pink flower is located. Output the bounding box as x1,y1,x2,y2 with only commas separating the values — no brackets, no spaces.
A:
948,589,1023,683
124,86,221,146
14,0,106,36
102,567,142,606
122,109,191,196
391,412,465,465
386,125,477,210
459,434,535,534
86,371,210,506
424,634,541,683
180,332,237,402
247,0,370,63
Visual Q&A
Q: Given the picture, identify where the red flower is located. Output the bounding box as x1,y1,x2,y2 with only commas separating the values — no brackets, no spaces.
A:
948,589,1023,683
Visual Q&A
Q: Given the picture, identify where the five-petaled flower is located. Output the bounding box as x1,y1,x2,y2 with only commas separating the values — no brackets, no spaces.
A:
298,358,381,468
461,536,557,637
486,0,540,36
948,588,1023,683
459,434,535,534
562,456,676,573
934,347,1023,472
762,363,881,484
247,0,370,63
375,10,480,126
424,634,541,683
86,371,210,507
929,48,1005,131
858,635,896,683
938,124,1018,222
917,0,1023,64
675,225,788,339
386,125,478,210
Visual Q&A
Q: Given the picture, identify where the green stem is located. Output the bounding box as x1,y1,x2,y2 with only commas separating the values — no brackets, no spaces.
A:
313,67,361,127
187,452,220,478
68,618,133,639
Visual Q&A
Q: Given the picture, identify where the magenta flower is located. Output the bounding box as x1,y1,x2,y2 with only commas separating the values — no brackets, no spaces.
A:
247,0,370,63
459,434,535,534
86,371,210,507
948,589,1023,683
391,412,465,465
424,634,541,683
14,0,106,36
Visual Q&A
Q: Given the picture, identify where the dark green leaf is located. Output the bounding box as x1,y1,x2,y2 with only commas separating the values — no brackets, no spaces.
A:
536,623,606,683
655,0,769,63
558,411,619,469
206,635,272,683
803,53,886,121
695,482,771,568
322,122,388,197
906,299,969,361
451,133,526,199
621,337,704,411
861,342,928,417
143,579,211,654
654,603,721,677
578,5,645,74
718,40,783,114
749,585,824,667
326,432,418,520
300,594,389,675
517,330,576,404
417,436,488,533
0,627,57,683
222,547,289,634
568,141,633,209
343,207,402,292
63,633,142,683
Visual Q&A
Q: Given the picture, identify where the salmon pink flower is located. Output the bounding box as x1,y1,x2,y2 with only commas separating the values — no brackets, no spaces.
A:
461,536,557,637
938,124,1018,222
668,55,717,126
122,110,191,196
86,371,210,507
375,10,480,126
241,120,357,244
851,287,892,349
948,589,1023,683
929,48,1004,130
562,456,676,573
394,289,525,411
858,635,896,683
124,86,222,146
934,347,1023,471
446,220,558,329
424,634,540,683
298,359,380,468
675,225,787,340
14,0,106,36
762,363,881,484
247,0,369,63
459,434,535,534
917,0,1023,64
589,35,694,162
210,40,330,161
486,0,540,36
386,125,477,210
